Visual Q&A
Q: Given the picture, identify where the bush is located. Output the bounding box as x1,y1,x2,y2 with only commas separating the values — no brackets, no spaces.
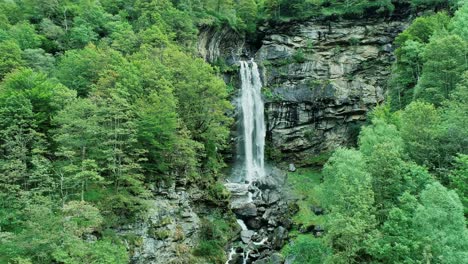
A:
207,182,230,203
193,240,225,263
283,235,330,264
293,48,306,63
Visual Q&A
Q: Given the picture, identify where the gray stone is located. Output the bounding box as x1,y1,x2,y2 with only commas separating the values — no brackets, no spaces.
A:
265,191,281,205
241,230,255,244
234,202,258,217
288,163,296,172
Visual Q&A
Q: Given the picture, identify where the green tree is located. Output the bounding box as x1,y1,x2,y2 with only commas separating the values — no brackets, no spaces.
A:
400,101,441,169
22,48,55,73
413,182,468,263
53,98,104,202
0,95,50,202
164,48,232,176
283,236,331,264
1,68,75,133
320,148,376,263
450,1,468,40
448,154,468,217
389,12,451,110
0,40,23,78
414,34,467,105
54,44,109,97
438,73,468,166
369,192,422,263
8,22,42,50
238,0,258,32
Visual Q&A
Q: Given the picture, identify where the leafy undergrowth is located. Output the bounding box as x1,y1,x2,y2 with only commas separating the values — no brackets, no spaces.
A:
193,211,239,264
284,167,327,263
282,234,330,263
287,168,324,231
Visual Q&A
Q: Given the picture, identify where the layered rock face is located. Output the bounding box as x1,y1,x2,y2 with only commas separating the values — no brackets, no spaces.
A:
256,19,408,160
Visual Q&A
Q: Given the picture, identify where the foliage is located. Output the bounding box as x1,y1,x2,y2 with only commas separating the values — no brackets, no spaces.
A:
287,168,323,229
0,0,234,262
414,34,467,105
292,48,306,63
389,12,451,110
282,235,331,264
413,182,468,263
194,213,237,263
319,148,376,263
448,154,468,217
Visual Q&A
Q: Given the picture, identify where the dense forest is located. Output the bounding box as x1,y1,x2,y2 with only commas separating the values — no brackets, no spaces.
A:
0,0,467,263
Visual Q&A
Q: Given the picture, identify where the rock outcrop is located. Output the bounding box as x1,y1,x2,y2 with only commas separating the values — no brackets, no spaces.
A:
256,19,408,161
117,189,201,264
198,26,245,64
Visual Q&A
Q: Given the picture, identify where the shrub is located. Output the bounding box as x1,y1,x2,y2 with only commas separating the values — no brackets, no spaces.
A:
293,48,306,63
283,235,330,264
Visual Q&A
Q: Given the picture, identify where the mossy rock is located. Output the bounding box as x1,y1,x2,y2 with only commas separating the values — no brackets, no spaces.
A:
149,227,172,240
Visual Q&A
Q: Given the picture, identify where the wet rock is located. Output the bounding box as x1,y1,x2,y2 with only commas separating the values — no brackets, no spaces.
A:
225,183,250,196
229,253,245,264
256,176,278,190
198,26,244,63
299,224,315,234
265,190,281,205
241,230,255,244
312,205,324,215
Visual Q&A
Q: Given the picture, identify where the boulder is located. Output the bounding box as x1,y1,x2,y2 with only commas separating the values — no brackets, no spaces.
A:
234,202,257,217
241,230,255,244
256,176,278,190
246,217,264,230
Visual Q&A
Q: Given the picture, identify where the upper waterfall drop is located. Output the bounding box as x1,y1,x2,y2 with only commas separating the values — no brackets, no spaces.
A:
239,60,266,183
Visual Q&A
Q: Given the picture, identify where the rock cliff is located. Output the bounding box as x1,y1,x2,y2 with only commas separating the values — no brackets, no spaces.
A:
257,19,408,161
199,17,409,163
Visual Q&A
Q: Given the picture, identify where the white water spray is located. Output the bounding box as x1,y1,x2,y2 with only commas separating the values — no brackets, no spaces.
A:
239,60,266,183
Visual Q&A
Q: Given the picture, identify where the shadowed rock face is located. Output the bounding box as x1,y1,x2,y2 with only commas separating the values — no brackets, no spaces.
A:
256,19,408,161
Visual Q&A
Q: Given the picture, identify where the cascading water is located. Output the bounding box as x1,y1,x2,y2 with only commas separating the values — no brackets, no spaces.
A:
239,60,266,183
225,59,268,264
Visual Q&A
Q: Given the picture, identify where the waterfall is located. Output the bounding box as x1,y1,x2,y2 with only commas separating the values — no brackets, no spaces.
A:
239,60,266,183
225,60,267,264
